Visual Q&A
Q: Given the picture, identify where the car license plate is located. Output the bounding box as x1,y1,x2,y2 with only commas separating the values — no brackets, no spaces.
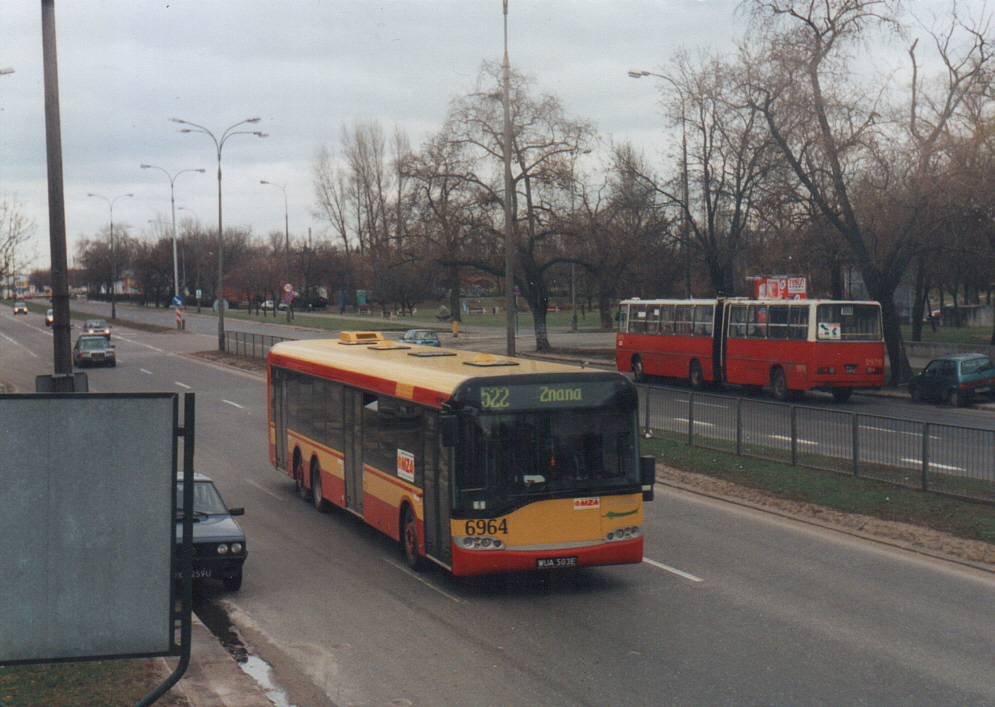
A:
175,569,212,580
537,556,577,569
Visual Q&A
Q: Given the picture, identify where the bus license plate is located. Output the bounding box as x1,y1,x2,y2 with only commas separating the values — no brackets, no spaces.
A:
537,557,577,569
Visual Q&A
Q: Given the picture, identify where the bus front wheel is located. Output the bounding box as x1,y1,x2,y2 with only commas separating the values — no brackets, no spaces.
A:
771,368,790,402
402,506,424,571
831,387,853,403
632,356,646,384
688,360,704,390
311,460,329,512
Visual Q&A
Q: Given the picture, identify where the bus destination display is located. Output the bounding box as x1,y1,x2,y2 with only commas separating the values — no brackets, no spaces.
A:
477,381,618,410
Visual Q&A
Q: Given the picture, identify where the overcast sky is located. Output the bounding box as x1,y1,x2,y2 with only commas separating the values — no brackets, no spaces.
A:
0,1,980,272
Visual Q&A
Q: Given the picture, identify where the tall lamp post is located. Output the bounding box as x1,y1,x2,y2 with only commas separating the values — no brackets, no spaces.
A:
502,0,516,356
629,69,691,298
260,180,292,322
170,117,267,351
140,164,205,322
178,207,201,313
87,192,133,320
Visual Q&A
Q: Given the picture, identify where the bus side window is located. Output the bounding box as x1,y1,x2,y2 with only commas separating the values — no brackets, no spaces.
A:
660,304,674,335
747,305,768,339
727,305,747,338
789,305,809,340
675,305,693,336
646,307,660,334
694,305,714,336
632,305,647,334
768,305,789,340
617,305,629,333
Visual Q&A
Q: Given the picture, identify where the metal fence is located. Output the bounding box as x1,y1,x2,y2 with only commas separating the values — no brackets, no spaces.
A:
225,331,295,359
640,384,995,504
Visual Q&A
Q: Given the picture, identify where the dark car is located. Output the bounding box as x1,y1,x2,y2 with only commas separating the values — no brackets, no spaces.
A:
82,318,111,339
908,353,995,407
72,335,116,367
175,473,246,591
399,328,441,347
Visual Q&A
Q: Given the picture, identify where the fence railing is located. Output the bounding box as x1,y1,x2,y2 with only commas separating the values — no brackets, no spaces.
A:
225,331,295,359
640,384,995,504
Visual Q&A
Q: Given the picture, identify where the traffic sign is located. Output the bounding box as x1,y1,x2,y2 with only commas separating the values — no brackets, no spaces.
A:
283,292,294,304
171,295,184,308
283,283,293,294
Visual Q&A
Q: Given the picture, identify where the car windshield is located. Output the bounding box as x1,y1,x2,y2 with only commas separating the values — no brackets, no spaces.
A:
176,480,230,515
86,320,107,328
77,338,106,351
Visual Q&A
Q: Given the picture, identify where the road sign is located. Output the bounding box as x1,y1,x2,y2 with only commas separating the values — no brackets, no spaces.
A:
283,292,294,304
172,295,184,308
283,283,293,294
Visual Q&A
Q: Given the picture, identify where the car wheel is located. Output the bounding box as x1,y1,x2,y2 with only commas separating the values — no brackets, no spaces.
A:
632,356,646,384
402,505,423,571
771,368,790,402
312,461,328,512
947,388,968,407
222,568,243,592
909,385,922,403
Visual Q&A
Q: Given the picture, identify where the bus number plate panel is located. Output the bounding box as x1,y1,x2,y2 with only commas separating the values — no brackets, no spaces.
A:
537,557,577,569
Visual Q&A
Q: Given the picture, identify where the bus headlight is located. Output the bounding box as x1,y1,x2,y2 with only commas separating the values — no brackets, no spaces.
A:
456,536,505,551
605,526,642,542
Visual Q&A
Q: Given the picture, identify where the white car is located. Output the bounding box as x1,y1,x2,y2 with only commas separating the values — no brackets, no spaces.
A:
13,302,28,315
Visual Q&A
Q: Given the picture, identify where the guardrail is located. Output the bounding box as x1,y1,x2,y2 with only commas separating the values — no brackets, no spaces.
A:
640,384,995,504
225,331,295,359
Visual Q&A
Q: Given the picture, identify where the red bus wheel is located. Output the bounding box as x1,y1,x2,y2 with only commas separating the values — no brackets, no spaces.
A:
294,455,312,502
771,368,790,402
631,356,645,383
402,506,424,571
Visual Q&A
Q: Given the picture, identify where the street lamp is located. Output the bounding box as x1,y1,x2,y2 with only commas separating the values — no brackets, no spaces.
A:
629,69,692,298
140,164,205,323
260,180,292,322
170,117,268,351
87,192,133,320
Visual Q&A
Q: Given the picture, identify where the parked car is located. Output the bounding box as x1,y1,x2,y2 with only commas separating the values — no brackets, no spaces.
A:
45,309,54,326
13,301,28,315
908,353,995,407
175,473,247,591
72,335,116,367
399,328,441,347
82,318,111,339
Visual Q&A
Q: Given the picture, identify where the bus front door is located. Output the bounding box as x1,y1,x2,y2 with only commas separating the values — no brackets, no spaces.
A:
343,388,365,515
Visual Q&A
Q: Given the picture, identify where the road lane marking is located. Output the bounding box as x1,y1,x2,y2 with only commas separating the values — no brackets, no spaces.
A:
673,419,715,427
771,434,818,446
140,368,153,375
643,558,704,582
0,332,40,358
222,399,245,409
174,381,192,389
384,558,466,603
864,425,940,440
900,458,967,472
114,334,164,352
245,478,287,501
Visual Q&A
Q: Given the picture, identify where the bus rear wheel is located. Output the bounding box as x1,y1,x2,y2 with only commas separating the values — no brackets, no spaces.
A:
311,461,329,512
402,506,424,571
688,360,704,390
831,387,853,403
294,454,312,502
771,368,790,402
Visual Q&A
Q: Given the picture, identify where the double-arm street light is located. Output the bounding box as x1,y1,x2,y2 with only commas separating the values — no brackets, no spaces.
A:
629,69,692,299
87,192,133,320
140,164,205,319
170,117,267,351
259,180,292,322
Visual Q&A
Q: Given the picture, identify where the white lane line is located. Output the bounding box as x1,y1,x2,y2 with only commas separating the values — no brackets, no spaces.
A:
140,368,153,375
245,478,287,501
864,425,940,440
673,419,715,427
114,334,164,352
643,557,704,583
222,399,245,409
383,558,466,603
0,332,40,358
900,458,967,472
770,434,818,446
174,381,192,389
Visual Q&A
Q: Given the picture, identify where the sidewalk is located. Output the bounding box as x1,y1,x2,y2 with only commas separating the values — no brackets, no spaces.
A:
160,616,274,707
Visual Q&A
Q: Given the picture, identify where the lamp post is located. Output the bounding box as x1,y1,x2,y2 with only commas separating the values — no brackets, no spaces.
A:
140,164,205,324
87,192,133,320
178,206,201,313
502,0,515,356
260,180,292,322
170,117,267,351
629,69,691,299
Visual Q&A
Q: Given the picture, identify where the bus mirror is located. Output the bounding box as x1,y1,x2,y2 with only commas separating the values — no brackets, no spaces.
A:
640,455,655,502
440,414,459,447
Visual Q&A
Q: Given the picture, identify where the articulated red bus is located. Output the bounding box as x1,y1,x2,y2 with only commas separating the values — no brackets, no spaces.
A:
616,298,885,402
268,332,654,576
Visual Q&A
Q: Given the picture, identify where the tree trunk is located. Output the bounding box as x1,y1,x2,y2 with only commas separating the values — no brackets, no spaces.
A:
879,296,911,385
910,256,927,342
598,291,613,330
448,263,462,323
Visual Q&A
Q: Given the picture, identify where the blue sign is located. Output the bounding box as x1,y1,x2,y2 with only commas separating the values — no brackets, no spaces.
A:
171,295,184,307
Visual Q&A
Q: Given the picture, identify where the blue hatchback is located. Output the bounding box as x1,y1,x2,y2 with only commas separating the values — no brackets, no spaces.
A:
908,353,995,407
399,328,441,347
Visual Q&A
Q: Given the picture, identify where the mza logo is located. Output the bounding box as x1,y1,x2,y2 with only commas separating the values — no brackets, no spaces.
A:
397,449,415,483
574,497,600,510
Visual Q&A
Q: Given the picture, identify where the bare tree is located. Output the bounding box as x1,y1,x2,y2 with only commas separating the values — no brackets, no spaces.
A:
0,196,36,294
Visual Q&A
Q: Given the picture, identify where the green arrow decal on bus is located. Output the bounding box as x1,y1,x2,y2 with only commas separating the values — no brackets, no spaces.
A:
604,509,638,519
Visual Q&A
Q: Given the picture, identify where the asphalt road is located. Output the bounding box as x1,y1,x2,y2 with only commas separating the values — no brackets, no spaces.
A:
3,305,995,707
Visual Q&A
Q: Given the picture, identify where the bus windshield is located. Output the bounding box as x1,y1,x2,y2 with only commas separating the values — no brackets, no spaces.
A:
455,408,639,514
816,303,882,341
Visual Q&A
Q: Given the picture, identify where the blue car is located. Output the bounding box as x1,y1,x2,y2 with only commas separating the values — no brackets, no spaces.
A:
175,473,247,591
400,328,441,347
908,353,995,407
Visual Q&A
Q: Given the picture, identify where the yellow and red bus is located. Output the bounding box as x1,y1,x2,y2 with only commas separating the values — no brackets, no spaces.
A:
268,332,654,576
616,298,885,402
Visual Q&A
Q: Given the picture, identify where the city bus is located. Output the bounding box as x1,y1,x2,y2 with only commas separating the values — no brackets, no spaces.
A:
616,298,885,402
268,332,654,576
